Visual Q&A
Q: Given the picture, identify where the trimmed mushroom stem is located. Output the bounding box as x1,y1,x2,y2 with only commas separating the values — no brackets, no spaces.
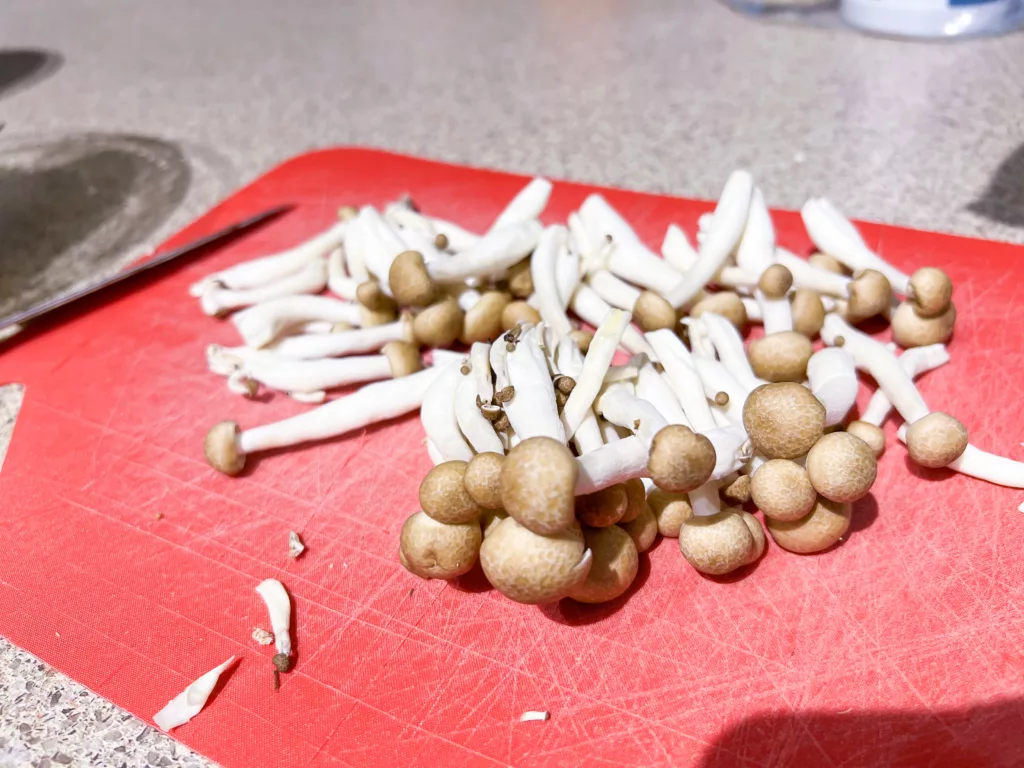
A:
596,385,668,448
801,198,909,294
456,343,504,454
704,426,753,479
560,309,630,437
200,258,327,316
697,313,763,391
232,353,396,400
735,188,775,275
327,247,359,301
421,360,474,461
575,435,649,495
821,314,929,424
232,296,362,348
689,481,722,517
663,171,754,309
775,247,852,297
505,328,566,442
636,361,690,427
269,318,411,360
861,344,950,427
189,221,346,297
681,316,717,359
385,204,481,252
689,357,746,423
342,216,370,281
555,245,581,311
489,177,552,233
587,270,641,311
896,428,1024,489
427,221,542,283
757,289,793,334
807,347,858,427
570,284,654,358
646,330,717,431
530,226,573,337
661,224,699,272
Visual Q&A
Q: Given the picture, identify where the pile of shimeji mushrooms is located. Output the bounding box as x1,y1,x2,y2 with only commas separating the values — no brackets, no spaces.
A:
194,171,1024,605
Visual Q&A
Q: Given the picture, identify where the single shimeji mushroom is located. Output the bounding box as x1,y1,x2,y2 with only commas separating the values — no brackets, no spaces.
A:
663,171,754,310
678,509,756,576
618,499,658,553
751,459,817,522
269,314,416,360
530,225,574,338
228,341,422,402
743,383,826,460
805,432,877,503
388,221,542,307
419,461,484,524
189,219,347,297
153,656,237,731
255,578,293,672
902,413,970,469
586,270,677,332
413,296,465,348
890,301,956,348
455,344,504,455
858,343,950,429
690,291,749,330
647,488,692,538
790,289,827,338
897,421,1024,488
479,517,592,604
567,525,639,604
806,347,859,427
765,497,851,554
232,296,363,348
399,511,482,580
906,267,954,318
204,361,455,475
501,436,578,534
504,328,566,443
464,452,505,510
421,359,475,463
844,269,893,322
200,258,328,317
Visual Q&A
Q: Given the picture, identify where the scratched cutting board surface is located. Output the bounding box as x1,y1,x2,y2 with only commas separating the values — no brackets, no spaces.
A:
2,148,1024,768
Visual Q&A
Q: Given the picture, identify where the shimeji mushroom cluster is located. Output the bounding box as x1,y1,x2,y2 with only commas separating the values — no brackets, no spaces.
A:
193,171,1024,606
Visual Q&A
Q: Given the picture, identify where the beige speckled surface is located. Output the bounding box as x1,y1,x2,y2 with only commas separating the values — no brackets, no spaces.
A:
2,0,1023,765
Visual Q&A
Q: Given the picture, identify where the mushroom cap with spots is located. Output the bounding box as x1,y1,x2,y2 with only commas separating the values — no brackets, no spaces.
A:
845,269,891,321
647,425,717,493
758,264,793,300
721,474,752,505
634,291,677,332
891,301,956,348
906,411,969,468
388,250,437,307
480,509,508,537
419,461,483,524
765,496,851,554
678,510,755,576
846,420,886,458
205,421,245,476
739,511,766,565
501,301,541,331
689,291,747,330
805,432,877,503
356,280,398,313
619,478,647,524
743,383,826,459
747,331,814,383
500,436,579,535
790,290,826,338
479,517,592,604
575,484,628,527
908,267,953,318
750,459,817,522
647,488,692,538
461,291,511,344
619,502,658,553
567,525,639,604
382,340,423,378
464,452,505,509
413,297,464,348
399,511,482,580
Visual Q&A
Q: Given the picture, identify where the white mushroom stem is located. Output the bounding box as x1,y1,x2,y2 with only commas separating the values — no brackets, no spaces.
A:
600,418,626,443
596,385,668,448
735,188,775,275
711,406,733,429
683,317,717,359
575,435,649,495
661,224,699,272
801,198,909,294
489,177,552,233
861,344,950,427
896,428,1024,489
706,425,754,479
663,171,754,309
689,481,722,517
427,221,542,283
189,221,346,297
587,270,641,311
153,656,236,732
397,225,443,264
821,314,929,423
741,297,761,322
530,226,573,337
384,204,481,252
327,247,359,301
690,357,746,423
698,313,763,391
560,309,630,437
232,296,362,348
646,330,716,432
426,438,446,465
456,344,504,454
206,344,267,376
505,328,566,442
775,247,852,297
255,578,292,657
636,361,691,427
342,217,370,281
490,338,510,390
232,353,399,400
456,288,482,312
358,207,407,294
555,245,581,311
807,347,859,427
570,284,655,358
269,320,409,360
236,363,449,455
420,361,474,461
713,266,758,293
200,258,328,316
758,289,794,334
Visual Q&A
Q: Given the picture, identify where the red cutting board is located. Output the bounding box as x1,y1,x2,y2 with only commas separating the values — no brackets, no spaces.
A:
2,148,1024,768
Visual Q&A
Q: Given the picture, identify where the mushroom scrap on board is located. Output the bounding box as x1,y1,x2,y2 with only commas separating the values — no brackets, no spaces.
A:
192,169,1024,608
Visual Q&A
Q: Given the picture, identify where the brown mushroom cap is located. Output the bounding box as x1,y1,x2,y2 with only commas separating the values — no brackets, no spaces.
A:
358,302,397,327
748,331,814,383
678,510,755,576
846,420,886,458
480,509,508,537
720,474,752,505
567,525,639,604
382,340,423,378
845,269,892,321
908,267,953,318
758,264,794,300
750,459,817,521
618,502,658,553
575,484,628,527
399,510,482,579
568,329,593,354
389,250,437,308
413,297,464,348
744,383,827,460
434,233,449,250
356,280,398,313
647,489,692,538
906,411,969,468
204,421,245,476
461,291,511,344
648,425,716,493
619,478,647,524
464,452,505,509
634,291,677,332
805,432,878,503
500,436,578,535
479,517,591,604
891,301,956,348
690,291,747,330
790,290,826,338
501,301,541,331
506,258,534,298
808,252,849,275
739,511,766,564
419,461,483,524
765,497,850,554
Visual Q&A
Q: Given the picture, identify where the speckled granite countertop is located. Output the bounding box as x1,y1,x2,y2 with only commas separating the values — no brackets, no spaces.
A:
2,1,1023,765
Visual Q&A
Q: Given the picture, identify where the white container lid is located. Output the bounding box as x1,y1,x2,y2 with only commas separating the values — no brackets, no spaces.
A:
841,0,1018,37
